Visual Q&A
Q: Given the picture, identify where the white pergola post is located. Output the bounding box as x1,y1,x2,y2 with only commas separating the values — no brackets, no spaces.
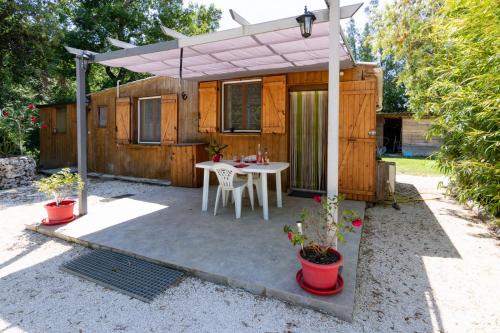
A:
75,56,88,215
327,0,340,234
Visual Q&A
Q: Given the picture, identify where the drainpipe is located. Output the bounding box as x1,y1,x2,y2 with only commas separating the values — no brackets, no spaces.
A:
116,80,121,98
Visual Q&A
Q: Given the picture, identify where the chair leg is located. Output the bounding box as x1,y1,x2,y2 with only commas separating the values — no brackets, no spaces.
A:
234,188,242,219
222,190,228,207
214,186,222,216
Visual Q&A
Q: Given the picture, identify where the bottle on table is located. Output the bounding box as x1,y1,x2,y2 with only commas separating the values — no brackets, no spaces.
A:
257,144,262,164
264,147,269,165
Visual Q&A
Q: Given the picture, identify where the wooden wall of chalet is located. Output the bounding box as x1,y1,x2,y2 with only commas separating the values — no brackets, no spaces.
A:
38,65,378,201
197,66,378,200
87,76,200,180
39,103,77,169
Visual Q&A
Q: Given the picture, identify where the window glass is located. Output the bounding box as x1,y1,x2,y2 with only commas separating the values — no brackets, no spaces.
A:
98,106,107,128
56,107,67,133
223,80,261,132
139,98,161,143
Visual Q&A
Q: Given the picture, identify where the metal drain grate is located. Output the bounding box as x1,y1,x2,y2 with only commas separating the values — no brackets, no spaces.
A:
61,249,184,302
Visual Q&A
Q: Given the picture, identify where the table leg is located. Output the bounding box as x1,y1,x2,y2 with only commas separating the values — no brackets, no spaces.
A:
276,171,282,208
202,169,209,211
261,173,268,220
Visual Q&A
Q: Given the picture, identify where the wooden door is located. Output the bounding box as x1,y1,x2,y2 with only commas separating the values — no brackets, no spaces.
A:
339,80,377,202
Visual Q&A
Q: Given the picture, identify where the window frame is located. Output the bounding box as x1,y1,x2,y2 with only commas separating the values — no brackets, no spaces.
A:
137,96,162,144
221,78,262,133
97,105,108,128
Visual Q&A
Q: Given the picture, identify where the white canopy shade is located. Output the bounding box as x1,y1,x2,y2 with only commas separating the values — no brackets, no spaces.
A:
91,7,359,81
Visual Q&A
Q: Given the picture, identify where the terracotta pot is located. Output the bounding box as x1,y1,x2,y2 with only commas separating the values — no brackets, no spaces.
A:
44,200,76,222
298,248,343,290
212,154,221,162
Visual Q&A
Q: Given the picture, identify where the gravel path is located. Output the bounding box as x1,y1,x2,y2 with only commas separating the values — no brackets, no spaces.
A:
0,176,498,333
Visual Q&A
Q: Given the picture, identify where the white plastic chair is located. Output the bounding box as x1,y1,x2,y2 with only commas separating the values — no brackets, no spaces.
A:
213,163,254,219
237,155,262,207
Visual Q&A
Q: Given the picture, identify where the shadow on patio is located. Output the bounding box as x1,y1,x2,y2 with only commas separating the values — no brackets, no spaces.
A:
26,182,365,322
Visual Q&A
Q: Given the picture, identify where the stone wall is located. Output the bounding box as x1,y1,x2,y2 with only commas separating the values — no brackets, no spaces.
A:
0,156,36,189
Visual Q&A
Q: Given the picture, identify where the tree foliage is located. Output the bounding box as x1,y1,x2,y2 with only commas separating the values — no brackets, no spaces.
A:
0,0,221,160
374,0,500,217
344,4,407,113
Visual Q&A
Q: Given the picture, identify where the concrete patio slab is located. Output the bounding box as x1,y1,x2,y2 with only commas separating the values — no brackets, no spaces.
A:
26,184,365,322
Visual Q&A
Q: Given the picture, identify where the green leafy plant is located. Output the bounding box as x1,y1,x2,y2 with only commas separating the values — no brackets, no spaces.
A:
0,102,44,156
205,140,228,158
373,0,499,219
284,195,362,259
35,168,84,206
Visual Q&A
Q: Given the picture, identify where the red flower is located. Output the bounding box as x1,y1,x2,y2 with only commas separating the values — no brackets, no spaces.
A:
313,195,322,203
27,103,35,110
41,124,48,129
352,219,363,227
31,115,38,123
287,231,293,241
1,111,9,117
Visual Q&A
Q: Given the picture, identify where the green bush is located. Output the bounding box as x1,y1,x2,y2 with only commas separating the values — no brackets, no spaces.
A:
374,0,499,219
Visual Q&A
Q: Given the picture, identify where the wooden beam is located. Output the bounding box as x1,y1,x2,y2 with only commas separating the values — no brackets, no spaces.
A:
107,37,136,49
229,9,250,26
160,25,187,39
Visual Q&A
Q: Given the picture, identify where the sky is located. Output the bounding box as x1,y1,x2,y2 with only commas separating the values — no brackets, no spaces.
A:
189,0,390,31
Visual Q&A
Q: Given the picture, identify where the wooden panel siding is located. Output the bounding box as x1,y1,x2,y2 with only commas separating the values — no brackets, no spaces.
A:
39,67,379,201
39,104,77,169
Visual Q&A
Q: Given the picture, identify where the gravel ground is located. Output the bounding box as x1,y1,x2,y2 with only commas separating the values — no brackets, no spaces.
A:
0,176,499,333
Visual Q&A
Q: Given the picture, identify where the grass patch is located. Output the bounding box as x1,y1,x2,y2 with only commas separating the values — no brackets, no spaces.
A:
382,156,443,176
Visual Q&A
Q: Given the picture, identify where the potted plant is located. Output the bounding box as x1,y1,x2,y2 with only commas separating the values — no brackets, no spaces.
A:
205,140,228,162
283,195,362,295
35,168,84,224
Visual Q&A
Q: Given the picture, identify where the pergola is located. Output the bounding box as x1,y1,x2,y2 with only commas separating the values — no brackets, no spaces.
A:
66,0,362,216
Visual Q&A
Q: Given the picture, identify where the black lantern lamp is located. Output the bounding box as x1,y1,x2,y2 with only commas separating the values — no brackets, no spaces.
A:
296,6,316,38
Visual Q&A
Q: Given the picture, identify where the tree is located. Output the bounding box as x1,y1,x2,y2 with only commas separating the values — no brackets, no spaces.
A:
358,23,375,62
374,0,500,217
345,18,359,61
52,0,222,98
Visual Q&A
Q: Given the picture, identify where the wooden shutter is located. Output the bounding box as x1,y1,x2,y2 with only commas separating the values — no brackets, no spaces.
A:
115,97,131,144
161,94,178,145
262,75,286,134
198,81,218,132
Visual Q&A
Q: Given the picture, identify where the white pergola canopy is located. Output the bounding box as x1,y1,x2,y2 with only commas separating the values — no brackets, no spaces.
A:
69,1,362,216
81,5,361,81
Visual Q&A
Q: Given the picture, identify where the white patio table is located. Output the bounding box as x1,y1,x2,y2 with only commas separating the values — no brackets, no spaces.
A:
195,161,290,220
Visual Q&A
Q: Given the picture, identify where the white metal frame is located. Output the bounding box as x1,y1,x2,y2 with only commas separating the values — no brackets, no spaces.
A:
137,96,162,144
221,78,263,133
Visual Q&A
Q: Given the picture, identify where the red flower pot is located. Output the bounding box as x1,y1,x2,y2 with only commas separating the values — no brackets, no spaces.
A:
298,248,343,290
212,154,221,162
44,200,76,222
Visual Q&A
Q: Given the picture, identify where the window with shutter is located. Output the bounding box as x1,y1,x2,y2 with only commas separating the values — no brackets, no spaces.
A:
262,75,286,134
